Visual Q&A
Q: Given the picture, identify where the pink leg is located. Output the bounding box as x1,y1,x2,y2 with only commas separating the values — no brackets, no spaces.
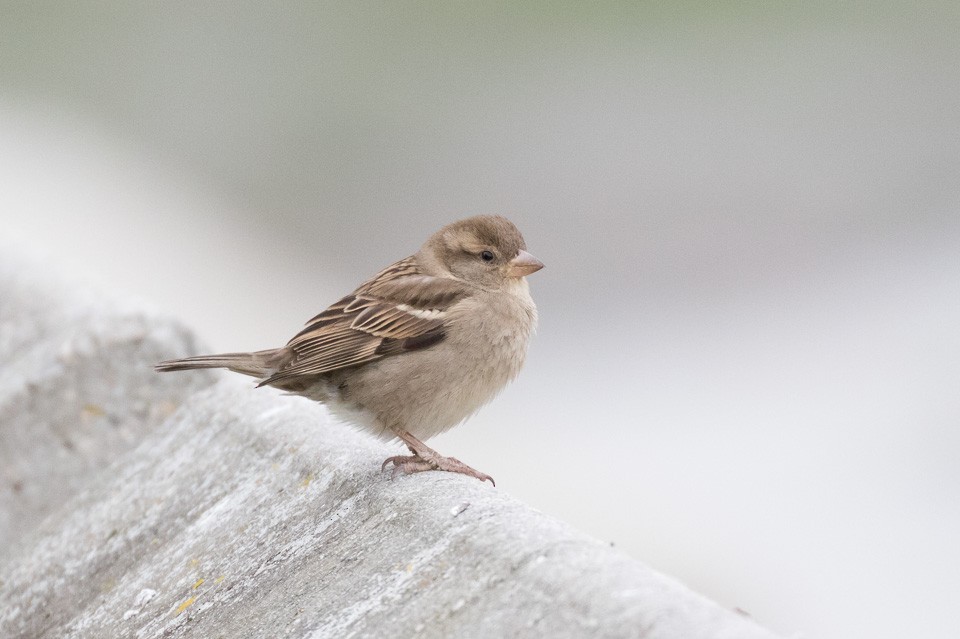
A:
381,430,495,486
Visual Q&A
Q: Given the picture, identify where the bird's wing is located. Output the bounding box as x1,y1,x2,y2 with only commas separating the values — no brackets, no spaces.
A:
257,256,466,387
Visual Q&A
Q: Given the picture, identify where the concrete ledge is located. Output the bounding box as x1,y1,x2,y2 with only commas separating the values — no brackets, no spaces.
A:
0,258,214,561
0,260,781,639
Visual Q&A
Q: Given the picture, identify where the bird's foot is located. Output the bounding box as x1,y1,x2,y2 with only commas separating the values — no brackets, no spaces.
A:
382,445,495,486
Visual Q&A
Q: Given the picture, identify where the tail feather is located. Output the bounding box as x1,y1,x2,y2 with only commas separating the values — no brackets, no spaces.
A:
155,349,281,378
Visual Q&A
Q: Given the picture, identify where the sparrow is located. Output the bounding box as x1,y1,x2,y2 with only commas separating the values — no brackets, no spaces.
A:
156,215,543,485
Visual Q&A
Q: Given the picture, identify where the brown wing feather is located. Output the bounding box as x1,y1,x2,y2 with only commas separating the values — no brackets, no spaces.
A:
257,256,463,387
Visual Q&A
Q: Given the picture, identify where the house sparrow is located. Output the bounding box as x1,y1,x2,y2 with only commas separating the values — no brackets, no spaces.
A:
156,215,543,485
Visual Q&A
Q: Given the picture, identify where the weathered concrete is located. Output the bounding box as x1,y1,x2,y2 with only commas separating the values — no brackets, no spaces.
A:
0,259,781,639
0,257,214,562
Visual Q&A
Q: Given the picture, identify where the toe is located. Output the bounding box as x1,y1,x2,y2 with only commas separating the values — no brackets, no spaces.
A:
381,455,406,472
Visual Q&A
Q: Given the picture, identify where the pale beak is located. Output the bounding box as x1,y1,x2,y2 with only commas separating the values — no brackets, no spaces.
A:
507,250,544,278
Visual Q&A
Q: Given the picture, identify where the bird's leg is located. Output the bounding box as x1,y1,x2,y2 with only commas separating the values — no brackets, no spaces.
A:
381,430,495,486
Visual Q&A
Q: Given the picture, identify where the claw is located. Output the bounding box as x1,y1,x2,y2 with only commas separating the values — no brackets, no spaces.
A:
381,454,432,478
380,443,494,486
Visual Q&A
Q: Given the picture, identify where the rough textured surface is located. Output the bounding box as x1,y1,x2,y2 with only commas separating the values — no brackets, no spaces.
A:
0,257,214,562
0,260,781,639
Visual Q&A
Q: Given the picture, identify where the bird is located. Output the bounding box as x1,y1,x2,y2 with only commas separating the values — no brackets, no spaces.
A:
156,215,543,485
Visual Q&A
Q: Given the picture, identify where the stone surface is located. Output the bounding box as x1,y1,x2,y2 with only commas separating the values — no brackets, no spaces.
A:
0,257,214,562
0,259,781,639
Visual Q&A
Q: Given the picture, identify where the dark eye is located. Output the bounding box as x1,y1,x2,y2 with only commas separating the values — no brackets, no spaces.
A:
480,250,495,262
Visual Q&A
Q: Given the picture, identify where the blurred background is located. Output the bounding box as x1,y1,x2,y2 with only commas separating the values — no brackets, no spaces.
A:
2,3,959,637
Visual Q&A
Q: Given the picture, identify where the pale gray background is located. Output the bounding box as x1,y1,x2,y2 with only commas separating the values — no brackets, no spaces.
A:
3,3,959,638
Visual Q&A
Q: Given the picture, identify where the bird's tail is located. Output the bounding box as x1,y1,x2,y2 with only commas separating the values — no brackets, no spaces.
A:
155,349,281,378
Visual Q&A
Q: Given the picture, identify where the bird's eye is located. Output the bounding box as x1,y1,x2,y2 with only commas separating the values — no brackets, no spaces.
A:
480,250,495,262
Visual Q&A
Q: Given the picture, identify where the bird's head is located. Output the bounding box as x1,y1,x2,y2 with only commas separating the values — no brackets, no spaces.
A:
422,215,544,290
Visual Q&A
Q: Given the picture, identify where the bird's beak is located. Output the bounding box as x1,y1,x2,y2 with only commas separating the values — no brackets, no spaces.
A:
507,250,544,278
